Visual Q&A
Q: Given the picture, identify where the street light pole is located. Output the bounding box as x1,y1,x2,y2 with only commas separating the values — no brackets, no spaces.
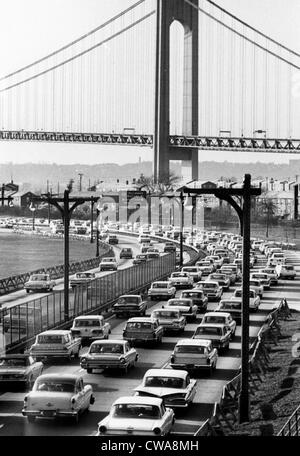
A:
239,174,251,423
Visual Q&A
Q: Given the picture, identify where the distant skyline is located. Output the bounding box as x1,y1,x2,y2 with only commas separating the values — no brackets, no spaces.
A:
0,0,299,165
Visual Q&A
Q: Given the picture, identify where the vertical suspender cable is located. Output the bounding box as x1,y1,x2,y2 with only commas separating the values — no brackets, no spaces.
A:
240,30,245,136
229,17,235,134
217,10,224,133
287,64,292,137
264,39,269,134
252,35,256,133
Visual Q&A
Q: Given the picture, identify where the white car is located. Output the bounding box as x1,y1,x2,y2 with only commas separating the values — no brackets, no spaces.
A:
259,267,279,285
147,281,176,300
96,396,175,436
196,260,215,276
24,274,56,293
165,298,197,322
151,308,186,333
99,257,118,271
275,264,297,280
181,266,203,282
170,339,218,373
168,272,194,289
195,281,223,301
205,255,224,269
250,272,271,289
22,373,95,423
207,273,230,290
232,288,261,311
249,279,264,298
201,312,236,338
70,315,111,343
134,369,197,409
80,340,138,373
192,323,232,351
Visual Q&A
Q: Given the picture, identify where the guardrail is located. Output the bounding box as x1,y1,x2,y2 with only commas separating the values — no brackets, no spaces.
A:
1,252,176,353
0,241,112,296
194,297,291,435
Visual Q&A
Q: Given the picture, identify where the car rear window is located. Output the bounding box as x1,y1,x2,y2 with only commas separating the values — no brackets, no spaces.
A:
195,326,222,336
74,319,100,327
175,345,205,354
37,335,64,344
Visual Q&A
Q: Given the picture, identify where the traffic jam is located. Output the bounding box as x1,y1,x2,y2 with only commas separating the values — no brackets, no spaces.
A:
0,224,297,436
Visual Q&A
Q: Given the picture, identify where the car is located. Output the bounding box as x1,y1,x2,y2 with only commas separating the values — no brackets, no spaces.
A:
108,235,119,244
192,323,232,350
180,289,208,313
195,281,223,301
205,255,224,269
147,281,176,300
22,373,95,423
123,317,164,346
226,264,242,282
133,254,148,265
146,251,160,260
275,264,297,280
181,266,203,282
201,312,236,338
0,355,44,389
80,339,138,373
170,339,218,373
70,315,111,343
219,266,236,284
164,242,176,252
215,299,242,324
232,288,261,311
99,257,118,271
119,247,133,259
134,369,197,409
259,267,279,285
24,274,56,293
138,235,151,244
70,272,96,288
249,279,264,298
113,295,148,317
250,272,271,289
151,308,186,333
269,253,285,265
96,396,175,436
207,273,230,290
195,260,215,276
168,272,194,289
28,330,81,362
164,298,197,322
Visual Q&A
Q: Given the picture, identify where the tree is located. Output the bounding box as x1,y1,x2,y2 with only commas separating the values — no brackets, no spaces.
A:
256,195,278,237
136,172,180,195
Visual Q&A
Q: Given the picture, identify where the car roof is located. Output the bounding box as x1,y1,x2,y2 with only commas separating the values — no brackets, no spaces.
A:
35,373,80,382
175,338,212,347
144,369,187,378
203,312,231,318
198,323,226,328
113,396,163,406
119,295,140,298
168,298,192,303
74,315,103,320
126,317,157,322
90,339,126,345
38,330,71,336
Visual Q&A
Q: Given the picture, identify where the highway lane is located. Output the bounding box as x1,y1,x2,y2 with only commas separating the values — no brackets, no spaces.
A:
0,249,299,436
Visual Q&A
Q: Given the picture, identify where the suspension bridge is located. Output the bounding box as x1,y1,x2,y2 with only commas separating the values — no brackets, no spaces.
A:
1,0,300,180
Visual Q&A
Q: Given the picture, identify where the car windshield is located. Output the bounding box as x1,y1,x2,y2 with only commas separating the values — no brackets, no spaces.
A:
211,275,225,280
220,302,241,310
144,376,184,388
168,300,189,306
136,255,146,260
203,316,225,324
250,281,260,286
74,319,100,327
118,297,140,304
126,322,153,330
30,275,48,281
183,268,197,273
76,273,92,279
181,292,203,298
285,266,294,271
171,273,187,278
37,335,63,344
153,311,179,319
112,404,161,419
89,343,123,354
35,380,75,393
103,258,114,263
201,283,217,289
0,358,27,367
152,283,167,288
175,345,205,354
195,326,222,336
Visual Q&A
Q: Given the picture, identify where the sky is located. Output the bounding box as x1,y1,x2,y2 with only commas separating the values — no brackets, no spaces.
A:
0,0,299,166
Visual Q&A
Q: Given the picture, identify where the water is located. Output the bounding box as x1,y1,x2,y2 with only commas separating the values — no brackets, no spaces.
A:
0,231,97,278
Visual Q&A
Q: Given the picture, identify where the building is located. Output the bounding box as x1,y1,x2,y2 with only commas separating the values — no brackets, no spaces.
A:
12,191,39,208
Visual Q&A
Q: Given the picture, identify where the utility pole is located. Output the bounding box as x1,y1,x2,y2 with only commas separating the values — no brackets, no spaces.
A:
78,173,83,192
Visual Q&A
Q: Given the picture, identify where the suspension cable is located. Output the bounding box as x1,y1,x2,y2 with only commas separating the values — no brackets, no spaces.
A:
0,12,155,93
183,0,300,71
205,0,300,59
0,0,146,81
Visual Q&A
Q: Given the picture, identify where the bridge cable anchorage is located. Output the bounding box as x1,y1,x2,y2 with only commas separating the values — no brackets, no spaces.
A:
0,0,146,82
184,0,300,70
0,11,156,94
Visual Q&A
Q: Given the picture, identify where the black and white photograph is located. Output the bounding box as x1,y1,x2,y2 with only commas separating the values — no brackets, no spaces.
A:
0,0,300,449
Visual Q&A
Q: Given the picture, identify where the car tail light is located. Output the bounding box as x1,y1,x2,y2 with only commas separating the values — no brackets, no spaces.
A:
99,425,107,433
153,427,161,435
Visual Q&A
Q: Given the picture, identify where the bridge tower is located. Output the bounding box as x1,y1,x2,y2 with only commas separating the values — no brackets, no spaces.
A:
154,0,199,182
